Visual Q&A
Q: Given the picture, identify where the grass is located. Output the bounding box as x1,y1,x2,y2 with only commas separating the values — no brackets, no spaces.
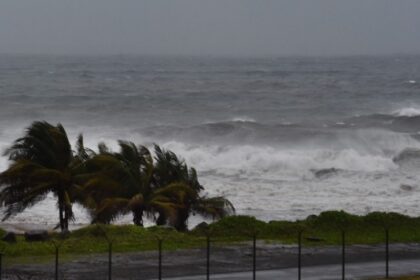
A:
2,210,420,264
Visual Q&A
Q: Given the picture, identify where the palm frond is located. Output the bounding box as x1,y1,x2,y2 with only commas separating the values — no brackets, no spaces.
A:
93,198,130,224
74,134,95,161
0,121,78,231
193,196,235,220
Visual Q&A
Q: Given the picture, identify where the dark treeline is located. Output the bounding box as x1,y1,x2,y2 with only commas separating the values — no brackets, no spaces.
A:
0,121,235,231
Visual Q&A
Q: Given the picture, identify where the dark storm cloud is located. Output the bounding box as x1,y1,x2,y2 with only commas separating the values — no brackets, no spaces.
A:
0,0,419,56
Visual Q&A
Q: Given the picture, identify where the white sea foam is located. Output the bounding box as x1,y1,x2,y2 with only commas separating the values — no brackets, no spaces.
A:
163,142,397,180
231,117,257,123
202,117,257,125
392,107,420,117
2,121,420,228
3,55,420,228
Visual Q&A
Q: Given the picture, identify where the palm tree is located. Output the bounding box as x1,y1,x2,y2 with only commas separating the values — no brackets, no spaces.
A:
81,142,188,226
151,145,235,231
0,121,86,231
0,122,234,232
81,143,234,230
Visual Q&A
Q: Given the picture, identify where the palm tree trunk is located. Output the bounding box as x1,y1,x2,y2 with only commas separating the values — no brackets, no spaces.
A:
64,207,69,231
156,212,166,226
133,209,144,226
58,203,64,231
57,191,68,231
174,208,189,231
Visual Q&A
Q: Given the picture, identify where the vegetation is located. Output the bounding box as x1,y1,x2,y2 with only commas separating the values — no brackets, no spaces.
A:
0,121,234,231
0,122,87,231
1,211,420,263
2,122,420,267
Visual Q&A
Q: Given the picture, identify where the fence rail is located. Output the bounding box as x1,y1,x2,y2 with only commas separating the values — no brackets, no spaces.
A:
0,228,415,280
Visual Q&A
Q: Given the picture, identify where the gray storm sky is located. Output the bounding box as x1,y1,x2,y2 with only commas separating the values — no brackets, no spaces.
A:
0,0,419,56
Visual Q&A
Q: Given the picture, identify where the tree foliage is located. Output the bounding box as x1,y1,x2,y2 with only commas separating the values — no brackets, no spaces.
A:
0,121,87,231
0,121,235,231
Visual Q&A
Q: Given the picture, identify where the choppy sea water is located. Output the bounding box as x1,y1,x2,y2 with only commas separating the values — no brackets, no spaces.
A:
1,54,420,228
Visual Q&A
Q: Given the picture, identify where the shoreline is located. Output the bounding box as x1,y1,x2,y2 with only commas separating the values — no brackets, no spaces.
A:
0,223,88,234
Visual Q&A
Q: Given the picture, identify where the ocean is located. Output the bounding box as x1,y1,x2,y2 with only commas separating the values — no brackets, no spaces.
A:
1,54,420,228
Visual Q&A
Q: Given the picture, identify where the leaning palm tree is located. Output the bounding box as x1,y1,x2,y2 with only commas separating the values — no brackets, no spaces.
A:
152,145,235,231
80,142,235,230
81,142,187,226
0,121,86,231
151,145,201,227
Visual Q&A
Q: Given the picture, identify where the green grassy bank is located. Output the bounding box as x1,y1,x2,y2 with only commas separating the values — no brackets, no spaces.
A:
2,210,420,264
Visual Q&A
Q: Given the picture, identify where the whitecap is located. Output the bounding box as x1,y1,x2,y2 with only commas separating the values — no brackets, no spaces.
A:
231,116,256,123
392,107,420,117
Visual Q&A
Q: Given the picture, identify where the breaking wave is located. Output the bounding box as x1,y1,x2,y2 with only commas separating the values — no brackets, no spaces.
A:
392,107,420,117
230,116,257,123
162,141,398,182
347,107,420,133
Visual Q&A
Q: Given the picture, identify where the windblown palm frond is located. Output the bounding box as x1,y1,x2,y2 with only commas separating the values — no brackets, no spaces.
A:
75,134,95,161
92,198,131,224
0,121,85,231
193,196,235,219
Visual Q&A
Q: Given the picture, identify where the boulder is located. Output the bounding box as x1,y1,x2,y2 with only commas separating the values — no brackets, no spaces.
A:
24,230,49,242
312,168,340,178
393,148,420,164
194,222,209,231
400,184,414,191
305,236,324,242
2,232,17,243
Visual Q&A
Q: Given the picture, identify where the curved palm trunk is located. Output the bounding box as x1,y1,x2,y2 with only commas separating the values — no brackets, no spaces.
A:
132,208,144,226
156,212,167,226
57,191,70,231
174,208,189,231
58,203,65,231
64,206,70,231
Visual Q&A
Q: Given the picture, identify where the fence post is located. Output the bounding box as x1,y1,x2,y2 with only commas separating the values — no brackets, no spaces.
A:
55,245,59,280
298,230,302,280
108,241,113,280
253,233,256,280
342,230,345,280
385,228,389,278
95,225,114,280
158,238,163,280
0,253,3,280
51,240,63,280
206,234,210,280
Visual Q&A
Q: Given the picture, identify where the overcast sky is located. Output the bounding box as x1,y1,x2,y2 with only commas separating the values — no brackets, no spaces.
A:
0,0,419,56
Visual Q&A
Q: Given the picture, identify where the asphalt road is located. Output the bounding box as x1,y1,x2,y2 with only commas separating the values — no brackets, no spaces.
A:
161,259,420,280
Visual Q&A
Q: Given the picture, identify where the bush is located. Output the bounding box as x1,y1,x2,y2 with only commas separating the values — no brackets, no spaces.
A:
206,215,267,237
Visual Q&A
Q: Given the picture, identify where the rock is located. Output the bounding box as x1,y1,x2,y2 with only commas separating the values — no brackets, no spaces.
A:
305,236,324,242
400,184,414,191
24,230,49,242
312,168,340,178
393,148,420,164
2,232,17,243
194,222,209,231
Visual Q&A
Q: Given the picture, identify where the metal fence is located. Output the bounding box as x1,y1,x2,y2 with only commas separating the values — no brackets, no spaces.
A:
0,228,415,280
